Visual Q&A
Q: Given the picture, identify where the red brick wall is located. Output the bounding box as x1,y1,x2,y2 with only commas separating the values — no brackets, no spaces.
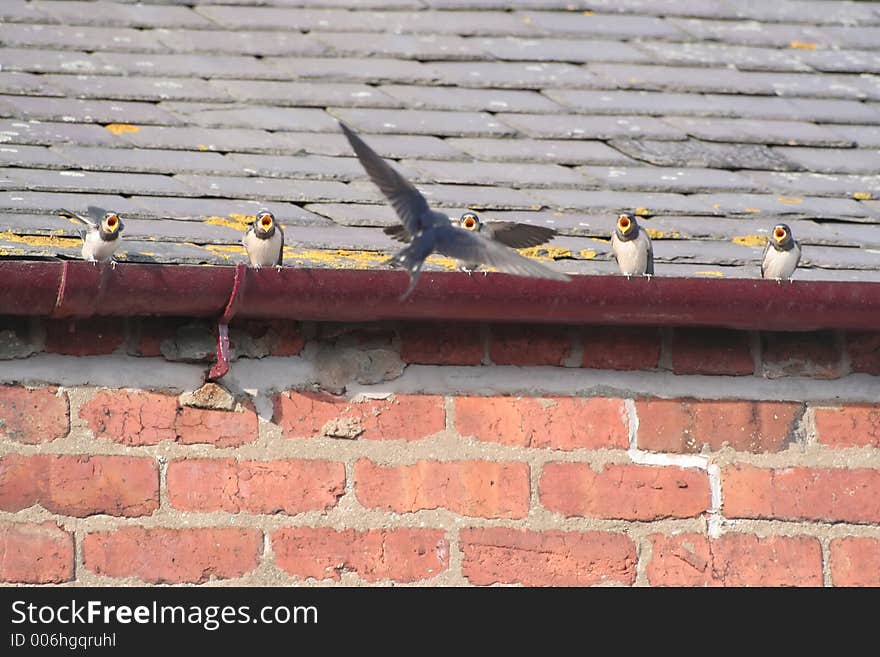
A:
0,317,878,586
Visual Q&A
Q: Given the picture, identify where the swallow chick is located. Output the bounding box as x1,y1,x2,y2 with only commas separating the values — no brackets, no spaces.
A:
59,206,124,268
243,209,284,270
611,212,653,278
340,122,570,300
385,211,559,276
761,223,801,283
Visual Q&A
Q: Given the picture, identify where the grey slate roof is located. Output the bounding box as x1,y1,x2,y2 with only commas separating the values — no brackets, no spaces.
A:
2,0,880,281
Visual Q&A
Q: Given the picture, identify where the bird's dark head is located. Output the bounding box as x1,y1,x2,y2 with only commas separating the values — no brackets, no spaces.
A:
254,210,276,239
458,211,481,232
100,212,123,239
616,212,639,240
771,223,794,249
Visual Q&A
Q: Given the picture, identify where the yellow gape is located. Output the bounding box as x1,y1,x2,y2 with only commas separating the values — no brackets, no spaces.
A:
462,214,478,230
104,214,120,233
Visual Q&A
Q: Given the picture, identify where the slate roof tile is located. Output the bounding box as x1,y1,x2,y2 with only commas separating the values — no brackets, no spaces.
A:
444,137,637,165
0,0,877,284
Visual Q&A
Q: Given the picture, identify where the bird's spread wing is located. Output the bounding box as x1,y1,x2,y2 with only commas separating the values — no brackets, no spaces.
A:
485,222,557,249
434,228,570,282
86,206,108,225
339,122,433,236
58,208,97,229
383,225,412,243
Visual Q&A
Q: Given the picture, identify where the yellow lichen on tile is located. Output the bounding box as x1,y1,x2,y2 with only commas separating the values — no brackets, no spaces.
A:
286,248,394,270
204,215,252,231
579,249,597,259
732,234,768,247
517,246,572,260
853,192,873,200
646,228,682,239
776,197,803,204
0,231,80,248
695,271,725,277
743,208,762,214
634,207,650,216
789,41,818,50
104,123,140,135
204,244,247,261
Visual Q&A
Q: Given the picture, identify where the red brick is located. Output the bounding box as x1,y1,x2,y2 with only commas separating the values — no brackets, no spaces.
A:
272,527,448,582
846,331,880,375
232,319,305,357
636,399,800,453
461,528,636,586
175,404,258,447
318,323,396,348
540,463,710,520
129,317,186,357
671,328,754,375
80,389,177,445
647,533,822,587
581,326,661,370
814,405,880,448
0,454,158,517
830,538,880,586
0,385,69,444
355,459,529,519
0,522,74,584
454,396,628,450
723,465,880,523
167,458,345,513
44,317,126,356
274,391,445,441
489,324,571,366
80,389,258,447
399,321,483,365
761,331,842,378
83,527,261,583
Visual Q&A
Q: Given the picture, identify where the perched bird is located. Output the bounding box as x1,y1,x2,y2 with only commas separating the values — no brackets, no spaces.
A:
611,212,653,278
59,206,124,267
761,223,801,282
242,209,284,270
385,210,558,275
340,121,569,300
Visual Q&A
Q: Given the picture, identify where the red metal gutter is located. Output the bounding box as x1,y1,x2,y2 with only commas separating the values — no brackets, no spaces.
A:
2,260,878,331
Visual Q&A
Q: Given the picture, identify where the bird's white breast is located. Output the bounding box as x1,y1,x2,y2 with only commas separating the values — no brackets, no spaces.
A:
81,230,119,262
612,233,649,276
762,244,800,280
243,230,282,267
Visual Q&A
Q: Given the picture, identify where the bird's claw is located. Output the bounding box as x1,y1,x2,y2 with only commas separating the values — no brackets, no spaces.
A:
275,264,283,272
110,260,117,270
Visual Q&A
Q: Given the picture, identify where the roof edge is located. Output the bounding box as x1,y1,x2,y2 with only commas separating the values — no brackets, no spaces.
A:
1,261,878,331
